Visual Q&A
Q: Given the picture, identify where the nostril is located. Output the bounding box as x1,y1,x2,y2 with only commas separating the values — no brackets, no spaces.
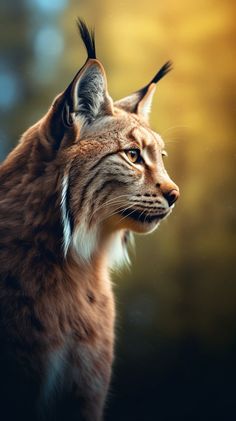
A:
164,189,180,206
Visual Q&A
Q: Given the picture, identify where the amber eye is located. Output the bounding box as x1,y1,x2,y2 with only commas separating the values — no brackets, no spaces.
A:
125,149,142,164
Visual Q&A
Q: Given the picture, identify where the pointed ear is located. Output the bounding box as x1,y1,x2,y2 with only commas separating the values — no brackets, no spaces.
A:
42,91,71,151
114,61,172,122
45,60,113,148
65,19,113,129
69,59,113,128
42,19,114,149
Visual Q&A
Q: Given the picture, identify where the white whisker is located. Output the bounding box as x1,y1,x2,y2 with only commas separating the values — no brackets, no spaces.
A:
99,204,131,224
89,194,131,223
115,206,138,224
160,124,190,137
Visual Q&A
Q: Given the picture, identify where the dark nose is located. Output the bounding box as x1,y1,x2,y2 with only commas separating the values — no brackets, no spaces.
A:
163,189,180,206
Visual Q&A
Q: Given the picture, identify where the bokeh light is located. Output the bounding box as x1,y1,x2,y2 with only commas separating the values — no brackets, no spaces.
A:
32,25,64,83
0,68,21,109
24,0,68,14
34,25,64,58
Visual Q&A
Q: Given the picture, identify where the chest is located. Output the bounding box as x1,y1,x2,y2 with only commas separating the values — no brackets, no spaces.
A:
39,324,114,416
40,281,115,395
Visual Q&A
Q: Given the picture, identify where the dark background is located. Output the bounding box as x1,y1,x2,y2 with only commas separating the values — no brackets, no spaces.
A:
0,0,236,419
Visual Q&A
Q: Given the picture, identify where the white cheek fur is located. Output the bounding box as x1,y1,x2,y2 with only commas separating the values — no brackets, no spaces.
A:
61,175,72,256
72,222,99,263
61,175,131,268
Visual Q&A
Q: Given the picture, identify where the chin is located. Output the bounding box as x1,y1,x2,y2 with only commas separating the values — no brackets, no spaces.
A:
108,208,171,234
129,219,160,234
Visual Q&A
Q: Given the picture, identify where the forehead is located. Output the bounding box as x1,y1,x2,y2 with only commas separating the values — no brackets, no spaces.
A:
127,125,164,149
80,112,164,149
117,112,165,150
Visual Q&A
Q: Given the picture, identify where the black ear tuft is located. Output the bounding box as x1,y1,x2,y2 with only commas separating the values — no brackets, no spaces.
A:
149,60,173,85
77,18,96,59
114,60,173,119
137,60,173,99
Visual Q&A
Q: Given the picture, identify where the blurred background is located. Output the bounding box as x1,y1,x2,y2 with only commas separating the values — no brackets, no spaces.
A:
0,0,236,419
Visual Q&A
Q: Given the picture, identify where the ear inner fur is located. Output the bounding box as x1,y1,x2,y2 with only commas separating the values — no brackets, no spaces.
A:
72,59,114,127
137,83,157,121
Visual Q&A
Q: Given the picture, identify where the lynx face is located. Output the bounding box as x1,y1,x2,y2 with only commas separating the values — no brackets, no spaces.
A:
50,21,179,264
69,112,178,233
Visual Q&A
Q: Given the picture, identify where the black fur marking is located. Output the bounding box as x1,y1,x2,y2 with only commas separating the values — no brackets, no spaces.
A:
92,178,129,203
77,18,96,59
89,149,123,173
60,20,96,128
78,150,121,212
115,61,172,114
149,61,173,85
65,170,74,233
138,61,173,97
89,178,130,217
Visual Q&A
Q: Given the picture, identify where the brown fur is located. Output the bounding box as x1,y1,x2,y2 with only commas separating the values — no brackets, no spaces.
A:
0,21,179,421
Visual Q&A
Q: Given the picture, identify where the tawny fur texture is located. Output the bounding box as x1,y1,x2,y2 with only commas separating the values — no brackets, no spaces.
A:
0,20,179,421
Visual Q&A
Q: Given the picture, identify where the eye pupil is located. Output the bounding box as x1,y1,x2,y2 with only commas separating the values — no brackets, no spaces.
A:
126,149,141,163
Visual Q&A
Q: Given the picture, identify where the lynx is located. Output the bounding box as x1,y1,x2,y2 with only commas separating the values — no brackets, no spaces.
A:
0,20,179,421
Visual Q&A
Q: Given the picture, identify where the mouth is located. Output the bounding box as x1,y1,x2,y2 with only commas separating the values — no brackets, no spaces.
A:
119,207,170,223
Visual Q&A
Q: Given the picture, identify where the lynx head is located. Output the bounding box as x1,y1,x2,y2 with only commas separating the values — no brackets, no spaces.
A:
42,19,179,266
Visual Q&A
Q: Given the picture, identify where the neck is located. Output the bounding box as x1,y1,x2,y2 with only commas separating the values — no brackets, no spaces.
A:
71,219,129,271
0,128,64,277
0,123,129,285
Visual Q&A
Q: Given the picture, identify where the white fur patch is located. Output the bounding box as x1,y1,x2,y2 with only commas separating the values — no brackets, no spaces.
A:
142,148,154,168
140,87,156,118
61,175,71,256
72,223,99,262
72,224,131,269
107,232,131,269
